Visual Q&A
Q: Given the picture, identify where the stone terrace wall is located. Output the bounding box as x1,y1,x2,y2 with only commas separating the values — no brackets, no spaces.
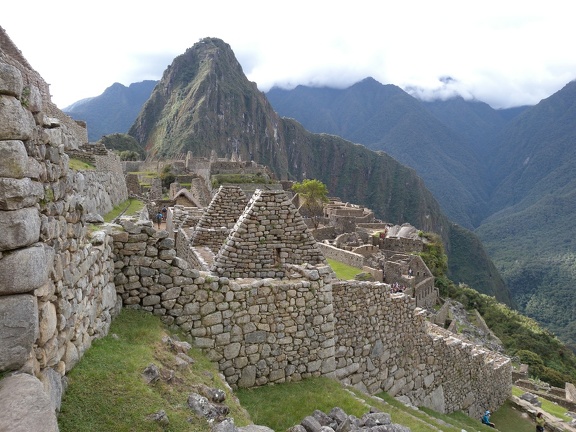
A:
0,50,121,431
316,242,364,269
113,219,336,388
333,280,511,418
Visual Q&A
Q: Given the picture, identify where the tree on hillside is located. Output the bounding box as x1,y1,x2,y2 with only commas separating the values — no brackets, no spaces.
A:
291,179,329,228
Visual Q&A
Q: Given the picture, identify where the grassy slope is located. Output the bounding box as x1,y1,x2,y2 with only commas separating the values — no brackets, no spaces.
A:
58,309,250,432
59,310,571,432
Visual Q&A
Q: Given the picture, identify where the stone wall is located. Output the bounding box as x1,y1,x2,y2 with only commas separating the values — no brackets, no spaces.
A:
380,237,424,253
309,226,336,241
0,45,121,431
191,185,247,252
112,218,511,417
125,173,142,195
332,280,511,418
113,219,336,388
316,242,364,269
212,190,326,278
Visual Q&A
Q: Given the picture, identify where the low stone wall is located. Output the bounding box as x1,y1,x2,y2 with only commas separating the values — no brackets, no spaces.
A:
112,219,336,387
432,299,450,326
316,243,364,269
332,280,511,418
309,226,336,241
380,237,424,254
515,380,576,412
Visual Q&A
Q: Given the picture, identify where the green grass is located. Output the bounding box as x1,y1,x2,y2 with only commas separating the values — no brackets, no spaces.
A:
69,158,95,171
326,258,362,280
512,386,571,421
58,309,250,432
238,378,490,432
104,198,144,222
236,378,370,431
488,399,535,431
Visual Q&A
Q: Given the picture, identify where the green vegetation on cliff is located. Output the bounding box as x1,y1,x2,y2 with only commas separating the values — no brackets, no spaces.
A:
126,37,512,309
420,233,576,386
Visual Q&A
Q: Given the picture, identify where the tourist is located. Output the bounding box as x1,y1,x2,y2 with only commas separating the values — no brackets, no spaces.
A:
481,410,495,428
156,211,163,229
161,206,167,221
535,412,545,432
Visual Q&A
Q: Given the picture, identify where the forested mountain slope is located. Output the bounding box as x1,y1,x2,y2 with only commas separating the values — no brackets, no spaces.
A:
266,79,576,347
127,37,511,305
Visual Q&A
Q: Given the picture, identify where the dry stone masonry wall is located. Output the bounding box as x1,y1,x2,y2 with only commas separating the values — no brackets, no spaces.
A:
0,31,124,431
191,185,248,251
332,280,511,418
212,189,326,278
113,218,336,388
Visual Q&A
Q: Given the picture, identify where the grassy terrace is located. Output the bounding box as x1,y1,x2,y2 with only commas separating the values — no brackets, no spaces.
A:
103,198,145,222
326,258,362,280
58,309,547,431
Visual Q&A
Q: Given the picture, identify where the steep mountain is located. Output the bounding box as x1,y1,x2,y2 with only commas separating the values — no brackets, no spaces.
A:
474,81,576,345
128,37,511,305
64,80,157,142
266,78,576,347
268,80,492,228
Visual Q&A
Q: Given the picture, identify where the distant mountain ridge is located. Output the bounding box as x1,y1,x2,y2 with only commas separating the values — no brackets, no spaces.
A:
62,38,520,307
64,80,158,142
266,78,576,347
124,37,511,306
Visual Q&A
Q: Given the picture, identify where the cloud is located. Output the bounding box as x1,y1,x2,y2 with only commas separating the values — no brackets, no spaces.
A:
3,0,576,109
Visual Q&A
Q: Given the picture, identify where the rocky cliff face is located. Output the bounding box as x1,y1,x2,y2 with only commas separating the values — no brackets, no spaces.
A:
129,38,445,234
128,37,511,303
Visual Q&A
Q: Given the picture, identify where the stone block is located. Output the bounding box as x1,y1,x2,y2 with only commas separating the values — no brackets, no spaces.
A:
38,301,57,346
0,62,23,97
0,177,44,210
0,294,38,371
0,95,34,140
0,373,58,432
0,140,27,179
0,244,52,295
0,207,41,251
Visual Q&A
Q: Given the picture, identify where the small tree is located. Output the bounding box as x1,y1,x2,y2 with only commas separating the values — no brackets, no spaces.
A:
291,179,329,227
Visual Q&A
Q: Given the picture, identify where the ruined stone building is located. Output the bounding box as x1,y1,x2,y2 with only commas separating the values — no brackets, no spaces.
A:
0,26,511,431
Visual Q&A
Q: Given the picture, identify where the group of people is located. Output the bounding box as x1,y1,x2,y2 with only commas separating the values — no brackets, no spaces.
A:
482,409,545,431
390,282,406,293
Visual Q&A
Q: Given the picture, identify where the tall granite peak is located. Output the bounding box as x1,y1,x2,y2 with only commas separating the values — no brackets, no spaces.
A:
127,37,512,304
128,38,445,232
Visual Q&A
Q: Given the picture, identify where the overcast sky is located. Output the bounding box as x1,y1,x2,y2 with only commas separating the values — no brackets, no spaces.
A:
3,1,575,110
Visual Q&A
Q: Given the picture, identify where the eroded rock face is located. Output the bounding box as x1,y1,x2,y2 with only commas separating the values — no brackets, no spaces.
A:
0,373,58,432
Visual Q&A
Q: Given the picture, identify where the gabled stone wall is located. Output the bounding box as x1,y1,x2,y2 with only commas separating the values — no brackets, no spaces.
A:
191,185,247,251
212,190,326,278
113,219,336,388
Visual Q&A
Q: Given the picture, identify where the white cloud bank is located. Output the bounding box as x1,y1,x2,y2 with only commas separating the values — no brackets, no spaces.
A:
3,0,575,109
